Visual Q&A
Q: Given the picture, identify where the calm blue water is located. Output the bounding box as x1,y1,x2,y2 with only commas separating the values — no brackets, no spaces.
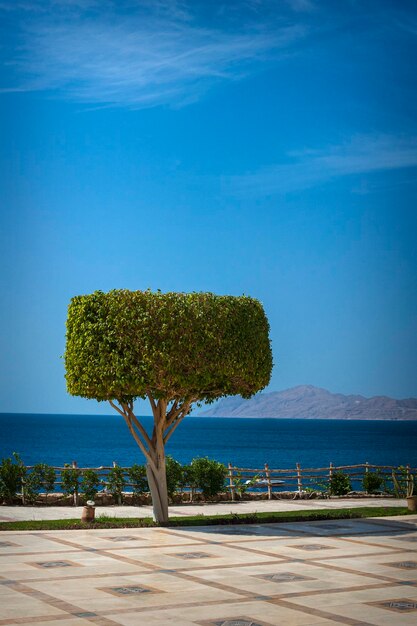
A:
0,413,416,470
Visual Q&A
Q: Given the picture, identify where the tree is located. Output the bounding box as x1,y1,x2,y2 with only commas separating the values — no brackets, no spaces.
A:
64,289,272,523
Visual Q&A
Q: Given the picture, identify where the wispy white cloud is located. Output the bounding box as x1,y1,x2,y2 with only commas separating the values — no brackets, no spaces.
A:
224,135,417,196
0,0,306,108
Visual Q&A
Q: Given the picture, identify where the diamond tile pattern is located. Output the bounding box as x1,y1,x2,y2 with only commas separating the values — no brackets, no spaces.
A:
292,544,330,550
175,551,212,559
105,536,137,542
107,585,152,595
386,561,417,569
212,617,262,626
35,560,73,568
257,572,314,582
371,599,417,612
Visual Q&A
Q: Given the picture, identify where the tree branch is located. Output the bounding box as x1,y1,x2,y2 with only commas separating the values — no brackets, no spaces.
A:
163,401,193,444
163,412,187,444
123,403,153,450
109,400,127,419
146,388,157,416
121,413,158,474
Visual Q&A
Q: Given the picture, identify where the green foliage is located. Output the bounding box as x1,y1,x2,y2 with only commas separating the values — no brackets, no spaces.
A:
362,471,383,494
180,465,195,492
61,464,80,498
329,472,352,496
65,290,272,403
106,465,126,503
392,467,414,497
189,457,227,498
0,453,26,503
165,456,183,497
233,472,260,497
80,469,101,501
25,463,56,503
127,464,148,495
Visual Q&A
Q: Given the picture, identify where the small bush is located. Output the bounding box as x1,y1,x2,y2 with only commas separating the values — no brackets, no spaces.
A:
0,453,26,503
329,471,352,496
166,456,183,497
106,465,126,504
80,469,101,501
25,463,56,504
362,471,383,494
190,457,227,498
127,464,148,495
61,464,81,504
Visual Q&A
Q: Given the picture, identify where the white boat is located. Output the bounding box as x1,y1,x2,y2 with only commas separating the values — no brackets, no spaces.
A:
245,478,285,486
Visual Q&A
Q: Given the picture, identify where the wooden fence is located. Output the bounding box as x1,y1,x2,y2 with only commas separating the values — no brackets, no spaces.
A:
18,461,416,504
226,462,416,500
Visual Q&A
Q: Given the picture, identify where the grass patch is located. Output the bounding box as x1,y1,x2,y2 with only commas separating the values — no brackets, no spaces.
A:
0,506,410,531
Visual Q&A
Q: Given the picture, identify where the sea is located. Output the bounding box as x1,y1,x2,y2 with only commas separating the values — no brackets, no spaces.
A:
0,413,416,471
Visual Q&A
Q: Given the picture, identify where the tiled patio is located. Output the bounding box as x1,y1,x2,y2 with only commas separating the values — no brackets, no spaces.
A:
1,514,416,625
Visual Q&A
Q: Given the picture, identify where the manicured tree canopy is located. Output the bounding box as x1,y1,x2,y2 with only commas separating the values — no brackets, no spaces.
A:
65,290,272,403
64,289,273,522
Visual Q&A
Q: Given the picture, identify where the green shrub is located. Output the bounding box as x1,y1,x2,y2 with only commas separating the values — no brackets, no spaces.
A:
190,457,227,498
106,465,126,504
233,472,260,497
25,463,56,504
80,469,101,501
362,471,383,494
329,472,352,496
166,456,183,497
127,464,148,495
61,464,81,504
180,465,195,491
0,453,26,503
391,466,415,497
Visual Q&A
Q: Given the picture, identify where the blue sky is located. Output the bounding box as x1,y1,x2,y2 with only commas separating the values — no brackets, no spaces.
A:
0,0,416,415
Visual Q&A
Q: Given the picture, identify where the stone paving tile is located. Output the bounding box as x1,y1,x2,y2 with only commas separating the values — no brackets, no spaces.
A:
109,599,337,625
313,550,417,582
1,548,151,581
186,560,387,597
337,531,417,551
1,515,417,625
0,613,96,626
46,528,203,550
110,542,282,570
221,535,395,562
0,584,68,621
167,524,298,542
25,571,242,614
284,589,417,626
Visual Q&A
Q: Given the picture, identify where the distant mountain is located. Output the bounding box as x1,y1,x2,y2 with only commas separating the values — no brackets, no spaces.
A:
200,385,417,420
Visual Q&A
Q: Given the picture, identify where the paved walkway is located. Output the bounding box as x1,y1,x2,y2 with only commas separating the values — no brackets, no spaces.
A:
0,498,406,522
0,513,416,625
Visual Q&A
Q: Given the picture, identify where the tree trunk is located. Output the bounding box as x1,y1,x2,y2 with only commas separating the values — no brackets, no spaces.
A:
110,397,191,525
146,439,169,524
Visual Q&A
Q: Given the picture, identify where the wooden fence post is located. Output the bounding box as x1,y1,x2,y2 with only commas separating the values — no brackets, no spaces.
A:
296,462,303,494
228,463,235,501
72,461,79,506
265,463,272,500
21,478,26,505
328,462,333,497
406,465,411,496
